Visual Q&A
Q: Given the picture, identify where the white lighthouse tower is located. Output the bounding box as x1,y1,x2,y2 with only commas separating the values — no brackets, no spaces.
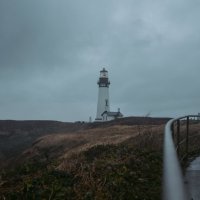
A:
95,68,110,121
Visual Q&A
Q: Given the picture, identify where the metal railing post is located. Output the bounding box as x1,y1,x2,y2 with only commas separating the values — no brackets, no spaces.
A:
163,115,199,200
186,116,189,155
172,122,175,140
177,119,180,156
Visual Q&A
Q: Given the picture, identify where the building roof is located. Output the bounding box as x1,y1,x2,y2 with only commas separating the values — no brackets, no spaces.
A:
101,111,123,117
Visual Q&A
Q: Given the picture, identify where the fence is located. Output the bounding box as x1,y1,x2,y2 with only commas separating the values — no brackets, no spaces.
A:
163,115,200,200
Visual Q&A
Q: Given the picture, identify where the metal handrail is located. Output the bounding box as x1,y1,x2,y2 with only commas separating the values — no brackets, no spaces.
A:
163,115,200,200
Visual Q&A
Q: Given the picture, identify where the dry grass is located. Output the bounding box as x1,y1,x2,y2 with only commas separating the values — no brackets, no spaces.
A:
1,120,200,199
57,124,164,171
0,123,165,200
20,124,164,165
172,122,200,155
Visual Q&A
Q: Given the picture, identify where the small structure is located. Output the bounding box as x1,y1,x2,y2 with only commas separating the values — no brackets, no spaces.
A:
102,108,123,121
95,68,123,121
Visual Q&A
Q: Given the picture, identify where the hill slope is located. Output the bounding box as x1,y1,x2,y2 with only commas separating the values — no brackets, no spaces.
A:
0,120,86,168
0,119,165,200
0,117,169,168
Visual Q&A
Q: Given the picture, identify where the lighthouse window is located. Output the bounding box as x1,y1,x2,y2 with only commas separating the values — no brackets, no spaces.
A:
101,72,107,77
105,99,108,106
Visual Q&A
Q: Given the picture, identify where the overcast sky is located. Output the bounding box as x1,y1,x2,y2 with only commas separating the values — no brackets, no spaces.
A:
0,0,200,121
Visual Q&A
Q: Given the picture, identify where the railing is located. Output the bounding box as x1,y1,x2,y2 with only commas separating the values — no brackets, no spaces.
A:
163,115,200,200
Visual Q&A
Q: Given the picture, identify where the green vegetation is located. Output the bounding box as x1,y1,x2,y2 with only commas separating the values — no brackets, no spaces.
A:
0,135,162,200
1,120,199,199
0,160,75,199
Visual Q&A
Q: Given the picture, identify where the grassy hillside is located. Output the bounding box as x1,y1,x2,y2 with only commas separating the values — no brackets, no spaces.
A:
0,132,163,199
0,117,169,168
0,120,86,168
0,118,165,200
0,117,199,199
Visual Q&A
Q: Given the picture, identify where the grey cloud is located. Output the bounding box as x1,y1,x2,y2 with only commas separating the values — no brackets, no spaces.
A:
0,0,200,121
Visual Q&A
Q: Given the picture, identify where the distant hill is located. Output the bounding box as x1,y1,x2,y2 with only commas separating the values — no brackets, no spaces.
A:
0,120,86,167
0,117,170,168
88,116,171,128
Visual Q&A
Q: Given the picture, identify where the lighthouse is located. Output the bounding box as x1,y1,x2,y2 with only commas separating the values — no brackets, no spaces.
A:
95,68,123,121
95,68,110,121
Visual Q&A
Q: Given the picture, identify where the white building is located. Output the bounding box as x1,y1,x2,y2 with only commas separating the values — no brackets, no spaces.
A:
101,109,123,121
95,68,123,121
